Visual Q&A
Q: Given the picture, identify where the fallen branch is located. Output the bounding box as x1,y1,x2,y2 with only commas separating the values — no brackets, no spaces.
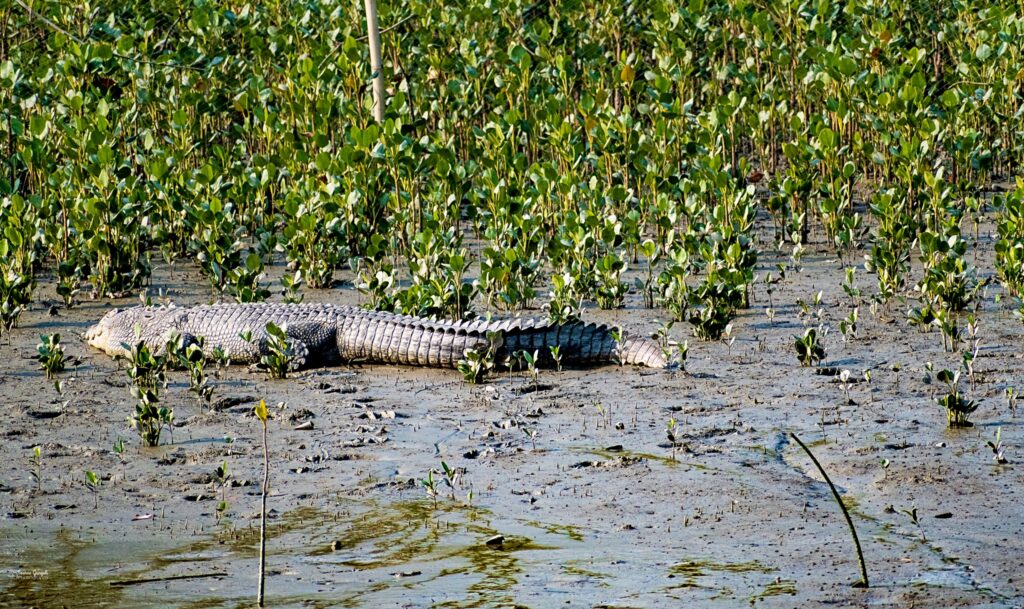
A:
109,572,225,587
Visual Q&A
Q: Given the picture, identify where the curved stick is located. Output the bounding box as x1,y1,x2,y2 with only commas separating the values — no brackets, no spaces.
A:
790,432,869,588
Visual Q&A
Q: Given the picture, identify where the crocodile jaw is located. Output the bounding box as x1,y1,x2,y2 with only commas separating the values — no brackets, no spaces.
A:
84,308,139,357
84,312,118,355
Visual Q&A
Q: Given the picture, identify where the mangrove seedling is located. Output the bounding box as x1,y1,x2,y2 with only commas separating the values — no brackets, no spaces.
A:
37,333,65,379
215,460,230,518
421,469,439,509
723,323,736,356
840,308,858,342
655,321,688,371
655,321,688,370
935,368,978,428
666,417,680,461
521,349,540,389
842,267,861,302
900,507,925,541
548,345,563,372
839,369,852,403
28,446,42,493
1006,387,1018,418
440,461,463,500
113,438,127,481
523,426,538,451
987,428,1008,465
794,328,826,367
84,470,101,509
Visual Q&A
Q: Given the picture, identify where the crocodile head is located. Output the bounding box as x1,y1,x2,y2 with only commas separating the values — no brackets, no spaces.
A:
85,306,177,356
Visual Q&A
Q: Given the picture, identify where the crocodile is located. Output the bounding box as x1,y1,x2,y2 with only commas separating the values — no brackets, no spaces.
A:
84,303,668,370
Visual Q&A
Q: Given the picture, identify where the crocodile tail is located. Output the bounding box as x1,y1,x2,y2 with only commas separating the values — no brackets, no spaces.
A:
616,335,669,368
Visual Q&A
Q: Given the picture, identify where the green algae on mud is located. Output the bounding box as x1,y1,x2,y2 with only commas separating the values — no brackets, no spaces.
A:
0,498,559,609
667,558,774,588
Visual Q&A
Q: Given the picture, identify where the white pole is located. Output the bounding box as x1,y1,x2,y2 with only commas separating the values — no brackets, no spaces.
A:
363,0,384,123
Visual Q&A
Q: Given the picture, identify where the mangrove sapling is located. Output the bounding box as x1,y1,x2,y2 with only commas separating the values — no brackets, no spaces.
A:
932,304,961,352
226,251,271,303
254,399,270,608
173,336,214,408
546,272,585,325
279,271,304,304
28,446,42,493
987,428,1008,465
794,328,826,367
790,432,868,588
0,266,33,340
56,261,81,308
119,337,170,390
37,334,65,379
636,239,661,308
594,252,629,309
457,331,500,384
935,368,978,428
259,322,294,379
211,346,231,370
129,387,173,447
764,271,780,312
84,470,101,509
657,245,691,322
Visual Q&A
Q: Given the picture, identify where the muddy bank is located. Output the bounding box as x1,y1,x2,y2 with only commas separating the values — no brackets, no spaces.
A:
2,246,1023,608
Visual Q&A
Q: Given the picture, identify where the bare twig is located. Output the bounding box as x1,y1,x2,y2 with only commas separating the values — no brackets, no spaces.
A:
255,400,270,607
790,431,869,588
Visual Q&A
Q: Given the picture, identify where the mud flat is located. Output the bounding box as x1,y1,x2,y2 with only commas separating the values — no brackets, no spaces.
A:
2,243,1023,608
